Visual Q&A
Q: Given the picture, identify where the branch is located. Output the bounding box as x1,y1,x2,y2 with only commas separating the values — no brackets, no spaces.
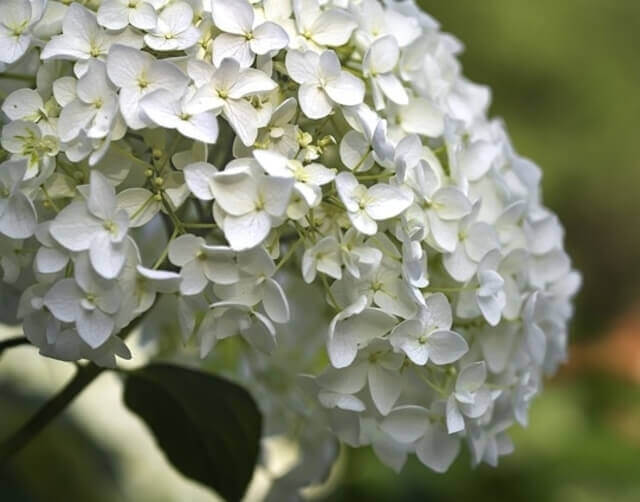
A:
0,336,30,356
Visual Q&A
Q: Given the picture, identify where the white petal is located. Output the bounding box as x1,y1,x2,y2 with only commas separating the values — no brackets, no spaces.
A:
465,222,499,262
168,233,202,266
2,88,43,121
89,233,127,279
179,260,208,295
316,363,368,394
184,162,217,201
116,188,161,228
178,111,219,144
43,279,82,323
422,293,453,331
211,0,253,35
432,187,471,221
224,211,271,250
443,244,477,283
298,83,332,119
368,364,403,416
416,423,460,473
139,89,181,129
88,170,117,220
251,22,288,55
50,202,102,252
526,323,547,365
137,265,181,293
365,35,399,74
456,362,486,394
324,71,365,106
223,99,258,146
261,175,294,217
76,307,114,348
340,131,373,172
311,9,356,46
318,391,365,412
377,73,408,105
107,44,152,88
97,0,129,29
380,405,429,443
427,330,468,365
129,2,157,30
285,49,318,84
212,34,253,68
399,98,444,137
0,192,37,239
210,169,257,215
366,184,413,220
427,212,458,253
263,277,290,323
227,68,277,99
446,396,465,434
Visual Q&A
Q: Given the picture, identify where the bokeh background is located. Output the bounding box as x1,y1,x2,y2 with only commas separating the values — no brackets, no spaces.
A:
2,1,640,501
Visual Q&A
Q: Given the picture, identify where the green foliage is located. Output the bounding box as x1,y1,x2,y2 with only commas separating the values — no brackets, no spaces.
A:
123,363,262,502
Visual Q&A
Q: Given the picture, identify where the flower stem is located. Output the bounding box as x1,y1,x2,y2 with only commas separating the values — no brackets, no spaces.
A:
0,362,104,466
0,318,142,465
0,336,30,355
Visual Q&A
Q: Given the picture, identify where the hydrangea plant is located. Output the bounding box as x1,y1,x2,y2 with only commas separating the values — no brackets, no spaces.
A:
0,0,580,498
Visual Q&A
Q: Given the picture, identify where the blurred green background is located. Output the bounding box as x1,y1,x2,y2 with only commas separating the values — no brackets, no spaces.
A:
2,1,640,501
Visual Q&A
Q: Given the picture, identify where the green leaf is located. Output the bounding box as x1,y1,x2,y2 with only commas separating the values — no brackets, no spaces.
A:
123,363,262,502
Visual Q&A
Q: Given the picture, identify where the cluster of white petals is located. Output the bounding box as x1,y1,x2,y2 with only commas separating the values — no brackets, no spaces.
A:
1,0,580,484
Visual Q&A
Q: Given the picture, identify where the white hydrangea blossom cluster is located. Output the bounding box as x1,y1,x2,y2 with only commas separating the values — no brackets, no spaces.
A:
1,0,579,477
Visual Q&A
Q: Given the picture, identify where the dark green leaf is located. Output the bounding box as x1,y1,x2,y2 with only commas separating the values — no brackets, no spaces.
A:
123,363,262,502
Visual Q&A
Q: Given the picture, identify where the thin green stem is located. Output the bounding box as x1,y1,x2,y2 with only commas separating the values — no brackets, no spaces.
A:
0,73,36,84
0,336,30,355
182,222,216,229
0,363,104,466
0,319,142,465
153,227,178,269
275,238,302,272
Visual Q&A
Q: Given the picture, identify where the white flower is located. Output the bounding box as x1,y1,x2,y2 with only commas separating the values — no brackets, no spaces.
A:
214,246,290,324
2,88,57,136
58,60,119,142
302,235,341,283
0,0,45,64
187,58,277,146
442,203,499,282
326,295,396,368
210,161,293,250
335,172,413,235
0,0,581,477
132,265,182,314
381,405,460,473
42,4,142,64
253,148,335,208
319,339,405,415
49,171,130,279
286,50,364,119
362,35,408,110
210,0,288,68
106,44,189,129
168,233,239,295
43,254,122,348
97,0,159,31
292,0,356,49
143,2,200,51
140,88,220,144
389,293,468,365
446,362,493,434
1,120,58,179
0,159,37,239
